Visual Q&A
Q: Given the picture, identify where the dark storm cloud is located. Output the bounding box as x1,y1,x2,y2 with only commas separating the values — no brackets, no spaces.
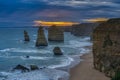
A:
0,0,119,27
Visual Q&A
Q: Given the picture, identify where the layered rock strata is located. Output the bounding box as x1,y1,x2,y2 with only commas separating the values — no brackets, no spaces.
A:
35,27,48,47
48,26,64,41
93,18,120,77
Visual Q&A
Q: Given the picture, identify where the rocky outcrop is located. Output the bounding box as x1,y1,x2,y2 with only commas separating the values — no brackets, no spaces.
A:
35,27,48,47
93,18,120,78
13,64,29,72
71,23,99,36
24,30,30,41
53,47,63,55
30,65,39,70
48,26,64,41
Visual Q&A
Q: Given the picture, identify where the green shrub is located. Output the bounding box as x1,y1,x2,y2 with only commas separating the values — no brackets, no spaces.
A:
112,71,120,80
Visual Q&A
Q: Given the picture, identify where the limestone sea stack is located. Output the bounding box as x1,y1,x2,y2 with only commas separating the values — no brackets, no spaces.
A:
48,26,64,41
35,27,48,47
53,47,63,55
24,30,30,41
93,18,120,77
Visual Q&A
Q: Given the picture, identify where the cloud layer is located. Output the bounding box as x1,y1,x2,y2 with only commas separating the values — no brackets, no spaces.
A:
0,0,120,27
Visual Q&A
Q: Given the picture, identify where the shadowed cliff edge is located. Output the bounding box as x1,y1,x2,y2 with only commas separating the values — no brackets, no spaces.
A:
93,18,120,78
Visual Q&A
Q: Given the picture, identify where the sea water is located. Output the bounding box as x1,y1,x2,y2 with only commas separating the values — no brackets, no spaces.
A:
0,28,92,80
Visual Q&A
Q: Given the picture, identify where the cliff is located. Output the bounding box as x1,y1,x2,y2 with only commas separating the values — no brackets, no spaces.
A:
71,23,99,36
93,18,120,78
48,26,64,41
35,27,48,47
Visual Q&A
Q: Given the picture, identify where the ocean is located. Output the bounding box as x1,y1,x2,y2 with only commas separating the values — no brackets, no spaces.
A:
0,28,92,80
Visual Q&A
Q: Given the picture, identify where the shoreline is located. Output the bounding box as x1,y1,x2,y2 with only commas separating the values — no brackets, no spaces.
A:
56,46,92,80
69,51,110,80
0,45,93,80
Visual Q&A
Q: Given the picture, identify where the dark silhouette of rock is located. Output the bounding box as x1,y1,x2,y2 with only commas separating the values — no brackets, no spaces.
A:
30,65,39,70
48,25,64,41
35,27,48,47
13,64,29,72
93,18,120,78
26,55,30,58
53,47,63,55
71,23,99,36
24,30,30,41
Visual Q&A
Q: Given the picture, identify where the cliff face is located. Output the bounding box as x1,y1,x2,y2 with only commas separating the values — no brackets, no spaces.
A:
48,26,64,41
93,18,120,77
35,27,48,47
71,23,99,36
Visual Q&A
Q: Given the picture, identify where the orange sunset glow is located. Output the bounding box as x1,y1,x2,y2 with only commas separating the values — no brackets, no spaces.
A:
84,18,108,23
34,20,79,27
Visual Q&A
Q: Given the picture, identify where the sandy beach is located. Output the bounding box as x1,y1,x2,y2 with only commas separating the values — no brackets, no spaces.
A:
70,52,110,80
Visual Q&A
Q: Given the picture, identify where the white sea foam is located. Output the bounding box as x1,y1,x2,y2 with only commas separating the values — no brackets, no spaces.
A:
21,56,52,60
48,56,74,69
69,40,92,48
79,48,91,54
2,68,69,80
0,48,51,54
0,56,52,61
0,72,12,77
6,70,49,80
0,48,15,52
33,34,37,37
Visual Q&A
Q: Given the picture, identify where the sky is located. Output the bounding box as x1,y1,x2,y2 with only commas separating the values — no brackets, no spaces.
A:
0,0,120,27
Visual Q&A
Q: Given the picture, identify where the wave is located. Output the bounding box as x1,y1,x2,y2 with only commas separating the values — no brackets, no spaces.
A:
69,40,92,48
0,56,52,61
1,68,69,80
0,48,51,54
21,56,52,60
48,56,74,69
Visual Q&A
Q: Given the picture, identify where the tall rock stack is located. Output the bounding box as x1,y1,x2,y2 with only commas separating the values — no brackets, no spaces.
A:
48,26,64,41
35,27,48,47
93,18,120,77
24,30,30,41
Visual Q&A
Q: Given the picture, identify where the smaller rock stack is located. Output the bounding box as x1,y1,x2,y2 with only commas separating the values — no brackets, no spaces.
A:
30,65,39,70
48,26,64,41
53,47,63,55
24,30,30,41
13,64,29,72
35,27,48,47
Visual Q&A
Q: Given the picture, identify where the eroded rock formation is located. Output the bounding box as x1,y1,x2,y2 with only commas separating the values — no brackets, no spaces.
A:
13,64,29,72
48,26,64,41
30,65,39,70
35,27,48,47
24,30,30,41
93,18,120,77
71,23,99,36
53,47,63,55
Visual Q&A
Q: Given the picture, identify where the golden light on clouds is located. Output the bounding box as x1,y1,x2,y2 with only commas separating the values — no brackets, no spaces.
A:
34,20,79,27
84,18,109,22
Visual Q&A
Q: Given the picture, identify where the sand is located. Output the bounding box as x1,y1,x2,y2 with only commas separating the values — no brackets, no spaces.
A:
70,52,110,80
